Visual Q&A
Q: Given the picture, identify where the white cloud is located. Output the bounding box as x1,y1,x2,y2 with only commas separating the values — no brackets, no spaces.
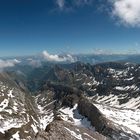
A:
0,59,20,69
28,59,42,67
110,0,140,27
42,50,76,62
56,0,65,10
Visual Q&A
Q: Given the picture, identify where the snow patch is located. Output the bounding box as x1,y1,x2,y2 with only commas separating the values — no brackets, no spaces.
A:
10,131,20,140
7,89,14,98
31,124,38,133
64,127,83,140
59,104,95,131
0,99,9,112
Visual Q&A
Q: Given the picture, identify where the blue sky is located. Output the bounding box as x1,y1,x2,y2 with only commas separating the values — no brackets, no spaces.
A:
0,0,140,56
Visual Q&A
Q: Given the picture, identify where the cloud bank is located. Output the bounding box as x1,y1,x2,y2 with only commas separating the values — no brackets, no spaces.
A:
27,58,42,67
42,50,76,62
0,59,20,69
110,0,140,27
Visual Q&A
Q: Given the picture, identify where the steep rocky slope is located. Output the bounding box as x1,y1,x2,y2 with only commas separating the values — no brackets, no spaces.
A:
0,73,40,140
35,120,107,140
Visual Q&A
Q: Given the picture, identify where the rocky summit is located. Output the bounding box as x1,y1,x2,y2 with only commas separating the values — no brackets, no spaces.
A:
0,62,140,140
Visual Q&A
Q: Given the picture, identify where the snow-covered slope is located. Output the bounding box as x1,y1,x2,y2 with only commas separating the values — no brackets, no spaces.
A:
94,103,140,137
91,94,140,110
35,91,55,130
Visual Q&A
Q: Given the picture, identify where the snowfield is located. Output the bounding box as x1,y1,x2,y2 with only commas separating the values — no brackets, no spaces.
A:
94,103,140,135
59,104,95,131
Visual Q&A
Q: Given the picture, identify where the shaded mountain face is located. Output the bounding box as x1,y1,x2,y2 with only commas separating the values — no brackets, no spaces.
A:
0,61,140,140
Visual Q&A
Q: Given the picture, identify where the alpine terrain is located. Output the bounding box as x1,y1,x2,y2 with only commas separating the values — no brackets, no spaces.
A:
0,61,140,140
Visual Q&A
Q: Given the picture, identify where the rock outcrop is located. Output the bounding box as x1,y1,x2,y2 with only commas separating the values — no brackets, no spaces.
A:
35,120,108,140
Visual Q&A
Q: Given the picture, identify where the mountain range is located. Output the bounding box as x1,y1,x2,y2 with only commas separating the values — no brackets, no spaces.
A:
0,56,140,140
